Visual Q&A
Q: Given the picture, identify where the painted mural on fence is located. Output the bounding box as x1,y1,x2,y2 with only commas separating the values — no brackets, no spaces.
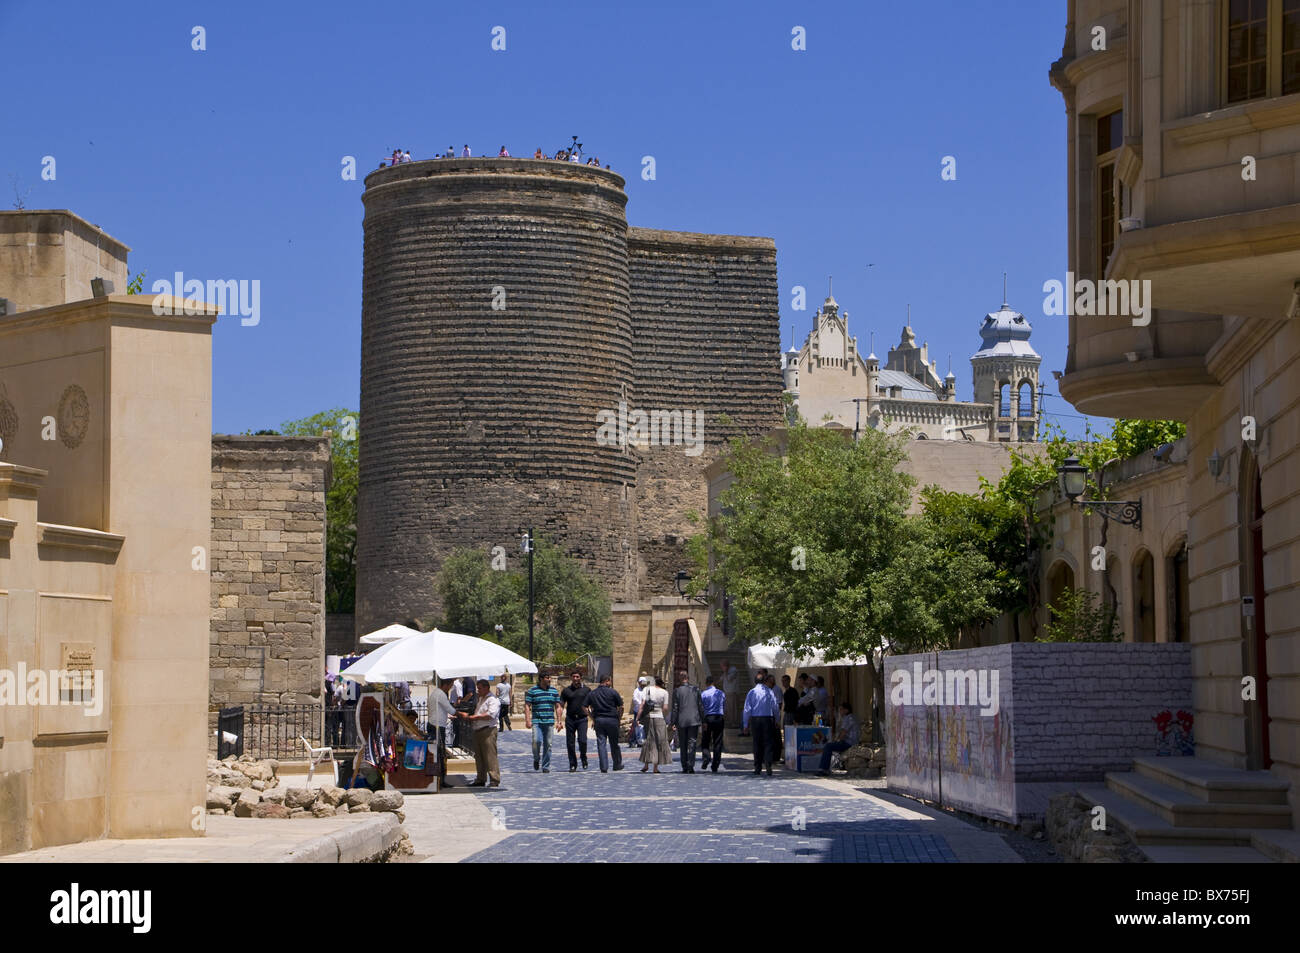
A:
886,650,1015,822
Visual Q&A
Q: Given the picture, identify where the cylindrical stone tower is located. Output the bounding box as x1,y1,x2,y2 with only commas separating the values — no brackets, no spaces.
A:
357,159,638,634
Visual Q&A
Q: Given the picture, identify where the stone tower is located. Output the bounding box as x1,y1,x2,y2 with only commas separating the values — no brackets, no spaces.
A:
971,298,1041,442
357,159,639,631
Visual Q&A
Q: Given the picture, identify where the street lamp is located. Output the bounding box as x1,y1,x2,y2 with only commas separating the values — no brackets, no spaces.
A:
493,623,503,642
674,571,690,596
521,529,535,662
1056,456,1142,528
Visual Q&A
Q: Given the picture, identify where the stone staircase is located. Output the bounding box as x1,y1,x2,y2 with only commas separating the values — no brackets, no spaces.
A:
1076,756,1299,863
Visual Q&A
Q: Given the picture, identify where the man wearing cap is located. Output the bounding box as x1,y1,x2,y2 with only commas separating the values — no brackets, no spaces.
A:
629,676,649,748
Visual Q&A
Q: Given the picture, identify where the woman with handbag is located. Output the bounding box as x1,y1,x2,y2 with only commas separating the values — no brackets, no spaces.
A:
638,677,672,773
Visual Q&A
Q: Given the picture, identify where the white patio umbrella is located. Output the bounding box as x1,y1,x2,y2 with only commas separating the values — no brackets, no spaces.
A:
746,642,870,669
340,628,538,684
358,623,422,645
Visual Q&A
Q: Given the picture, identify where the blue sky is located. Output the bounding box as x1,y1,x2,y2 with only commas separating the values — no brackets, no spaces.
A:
1,0,1098,436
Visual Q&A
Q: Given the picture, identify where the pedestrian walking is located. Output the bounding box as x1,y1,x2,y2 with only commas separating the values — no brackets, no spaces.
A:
524,674,562,772
817,703,860,775
560,670,592,771
765,674,783,764
638,677,672,773
460,679,502,787
461,144,471,157
698,675,726,772
669,670,702,774
629,676,648,748
495,676,512,731
742,669,780,776
584,674,624,772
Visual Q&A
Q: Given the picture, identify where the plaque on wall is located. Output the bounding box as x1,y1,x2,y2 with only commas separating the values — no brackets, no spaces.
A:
59,641,96,702
57,384,90,449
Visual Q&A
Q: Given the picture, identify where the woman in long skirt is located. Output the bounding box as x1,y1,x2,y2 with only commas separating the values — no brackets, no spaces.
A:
639,677,672,773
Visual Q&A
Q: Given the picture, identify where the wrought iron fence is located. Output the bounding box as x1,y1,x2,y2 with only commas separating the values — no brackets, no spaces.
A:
242,704,325,761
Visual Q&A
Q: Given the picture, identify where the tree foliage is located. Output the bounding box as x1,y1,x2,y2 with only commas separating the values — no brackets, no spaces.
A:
1039,587,1121,642
277,408,358,613
437,537,611,661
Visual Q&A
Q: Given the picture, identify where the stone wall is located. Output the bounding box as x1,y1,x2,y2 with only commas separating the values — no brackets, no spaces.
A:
886,643,1192,822
326,612,356,657
0,210,129,313
628,228,784,595
357,160,638,632
355,163,784,634
611,597,712,689
210,436,330,721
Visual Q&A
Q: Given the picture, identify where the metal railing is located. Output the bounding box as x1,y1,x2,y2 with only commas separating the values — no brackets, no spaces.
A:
243,704,325,761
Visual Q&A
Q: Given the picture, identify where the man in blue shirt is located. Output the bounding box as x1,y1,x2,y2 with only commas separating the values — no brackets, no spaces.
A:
817,702,860,775
742,668,780,776
698,675,726,773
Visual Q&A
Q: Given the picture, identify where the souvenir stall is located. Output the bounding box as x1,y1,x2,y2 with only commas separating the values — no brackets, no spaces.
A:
342,626,538,793
746,642,871,774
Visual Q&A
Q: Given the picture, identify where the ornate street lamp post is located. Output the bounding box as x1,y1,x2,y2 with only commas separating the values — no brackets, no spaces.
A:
1056,455,1142,528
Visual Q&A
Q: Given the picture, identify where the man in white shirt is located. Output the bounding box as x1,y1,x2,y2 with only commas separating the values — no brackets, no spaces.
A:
629,676,648,747
495,677,512,731
461,679,502,787
461,144,471,157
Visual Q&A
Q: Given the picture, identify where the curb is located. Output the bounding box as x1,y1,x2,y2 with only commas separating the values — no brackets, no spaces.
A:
275,814,403,863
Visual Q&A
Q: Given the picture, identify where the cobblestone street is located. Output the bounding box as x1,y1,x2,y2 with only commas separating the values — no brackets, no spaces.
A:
408,730,1019,863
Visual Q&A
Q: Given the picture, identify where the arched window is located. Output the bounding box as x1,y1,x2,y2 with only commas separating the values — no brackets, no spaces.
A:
1017,381,1034,419
1168,541,1189,643
1133,550,1156,642
1046,560,1075,614
998,383,1009,418
1103,555,1121,633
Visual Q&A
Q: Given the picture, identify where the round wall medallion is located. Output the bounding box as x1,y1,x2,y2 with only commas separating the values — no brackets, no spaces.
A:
57,384,90,449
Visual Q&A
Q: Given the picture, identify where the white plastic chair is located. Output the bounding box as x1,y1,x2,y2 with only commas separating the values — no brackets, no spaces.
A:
300,736,336,785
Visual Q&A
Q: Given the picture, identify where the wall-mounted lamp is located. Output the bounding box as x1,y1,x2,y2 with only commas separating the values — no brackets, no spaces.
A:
1287,280,1300,321
90,277,114,298
1207,449,1223,480
1057,455,1142,528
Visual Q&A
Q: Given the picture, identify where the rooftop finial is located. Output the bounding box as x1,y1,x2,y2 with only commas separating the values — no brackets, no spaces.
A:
828,275,833,298
1003,272,1008,309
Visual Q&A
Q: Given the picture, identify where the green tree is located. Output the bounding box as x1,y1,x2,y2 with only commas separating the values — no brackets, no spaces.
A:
126,270,146,295
277,409,358,613
1111,418,1186,459
689,423,952,724
437,537,611,661
1039,587,1121,642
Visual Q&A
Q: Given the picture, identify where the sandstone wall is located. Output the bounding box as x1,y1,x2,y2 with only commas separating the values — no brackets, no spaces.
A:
210,436,329,717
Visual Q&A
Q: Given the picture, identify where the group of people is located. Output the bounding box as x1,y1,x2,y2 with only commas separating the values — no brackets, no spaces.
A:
741,669,860,775
379,144,610,169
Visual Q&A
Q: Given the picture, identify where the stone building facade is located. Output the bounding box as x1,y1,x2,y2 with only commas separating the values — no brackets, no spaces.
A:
209,436,329,720
0,284,215,854
1050,0,1300,822
356,159,783,634
781,293,1040,442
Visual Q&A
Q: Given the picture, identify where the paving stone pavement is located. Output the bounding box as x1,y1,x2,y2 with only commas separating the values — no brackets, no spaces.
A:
426,729,1016,863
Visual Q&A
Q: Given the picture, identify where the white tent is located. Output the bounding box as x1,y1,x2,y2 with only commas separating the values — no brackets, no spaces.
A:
746,643,870,670
340,628,538,684
358,623,422,645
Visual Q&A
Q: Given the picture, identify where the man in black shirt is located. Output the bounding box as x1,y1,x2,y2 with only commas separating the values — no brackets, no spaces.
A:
583,674,624,772
560,670,592,772
781,674,800,747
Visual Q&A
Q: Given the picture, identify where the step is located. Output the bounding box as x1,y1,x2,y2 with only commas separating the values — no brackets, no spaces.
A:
1140,845,1275,863
1250,829,1300,863
1075,784,1258,851
1105,772,1293,829
1132,756,1290,805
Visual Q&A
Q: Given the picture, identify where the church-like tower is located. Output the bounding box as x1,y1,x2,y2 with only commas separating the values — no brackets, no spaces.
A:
970,298,1041,442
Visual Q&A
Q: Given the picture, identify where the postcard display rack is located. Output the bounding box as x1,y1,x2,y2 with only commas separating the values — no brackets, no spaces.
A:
358,690,441,793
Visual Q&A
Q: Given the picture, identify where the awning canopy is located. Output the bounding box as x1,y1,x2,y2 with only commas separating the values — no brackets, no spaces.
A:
341,628,538,683
358,623,422,645
746,643,871,670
